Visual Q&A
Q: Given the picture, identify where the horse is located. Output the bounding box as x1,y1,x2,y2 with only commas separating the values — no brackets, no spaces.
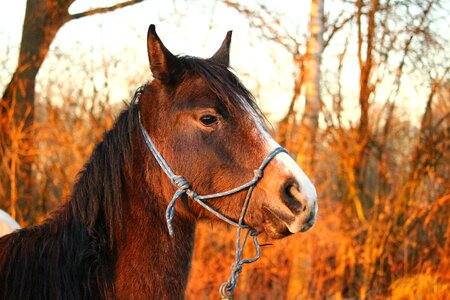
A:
0,210,20,238
0,25,317,299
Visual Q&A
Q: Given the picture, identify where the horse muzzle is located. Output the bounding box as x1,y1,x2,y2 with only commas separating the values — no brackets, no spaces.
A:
258,152,318,238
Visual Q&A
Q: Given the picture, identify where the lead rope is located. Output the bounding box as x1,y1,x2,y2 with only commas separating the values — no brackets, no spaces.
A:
219,182,261,299
138,113,287,299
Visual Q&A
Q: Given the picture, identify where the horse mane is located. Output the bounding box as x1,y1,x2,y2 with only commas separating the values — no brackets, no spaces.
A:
0,91,142,299
70,91,141,247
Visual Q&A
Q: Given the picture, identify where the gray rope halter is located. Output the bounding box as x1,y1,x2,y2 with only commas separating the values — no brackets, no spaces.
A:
138,113,287,298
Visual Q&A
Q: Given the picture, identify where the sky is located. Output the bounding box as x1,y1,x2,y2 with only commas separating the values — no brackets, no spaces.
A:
0,0,443,124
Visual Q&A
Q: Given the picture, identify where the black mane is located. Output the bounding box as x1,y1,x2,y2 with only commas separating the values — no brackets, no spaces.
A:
70,95,139,247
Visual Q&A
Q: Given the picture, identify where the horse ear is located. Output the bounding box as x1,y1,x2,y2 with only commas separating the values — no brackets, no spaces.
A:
147,24,182,83
210,31,232,66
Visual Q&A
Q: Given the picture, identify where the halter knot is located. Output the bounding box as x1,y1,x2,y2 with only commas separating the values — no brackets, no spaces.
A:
231,263,243,274
250,228,259,237
253,169,263,180
171,175,190,191
186,190,198,199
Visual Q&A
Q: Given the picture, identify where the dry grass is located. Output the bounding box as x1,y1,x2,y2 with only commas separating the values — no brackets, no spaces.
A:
390,274,450,300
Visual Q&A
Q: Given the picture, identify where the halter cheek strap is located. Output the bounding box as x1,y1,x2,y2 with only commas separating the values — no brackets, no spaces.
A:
139,113,287,298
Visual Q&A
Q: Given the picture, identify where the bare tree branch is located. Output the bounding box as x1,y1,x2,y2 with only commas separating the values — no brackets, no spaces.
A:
69,0,146,20
323,13,354,49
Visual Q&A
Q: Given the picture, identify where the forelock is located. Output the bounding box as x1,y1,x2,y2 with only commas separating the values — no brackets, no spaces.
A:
177,56,264,120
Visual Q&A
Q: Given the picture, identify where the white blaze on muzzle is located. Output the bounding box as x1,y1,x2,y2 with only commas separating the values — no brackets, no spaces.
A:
247,103,318,233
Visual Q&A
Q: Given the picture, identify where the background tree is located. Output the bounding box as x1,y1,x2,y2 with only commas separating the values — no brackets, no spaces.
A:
297,0,324,173
1,0,146,220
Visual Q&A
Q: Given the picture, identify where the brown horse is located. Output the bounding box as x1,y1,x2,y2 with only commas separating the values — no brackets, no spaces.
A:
0,25,317,299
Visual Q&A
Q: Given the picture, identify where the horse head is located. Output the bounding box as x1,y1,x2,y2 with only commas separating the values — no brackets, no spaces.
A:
139,25,317,240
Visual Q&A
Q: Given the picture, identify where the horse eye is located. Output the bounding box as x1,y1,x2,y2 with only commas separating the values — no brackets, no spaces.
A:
199,114,218,126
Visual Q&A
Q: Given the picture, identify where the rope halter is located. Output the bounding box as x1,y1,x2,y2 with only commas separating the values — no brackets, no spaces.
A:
138,113,287,298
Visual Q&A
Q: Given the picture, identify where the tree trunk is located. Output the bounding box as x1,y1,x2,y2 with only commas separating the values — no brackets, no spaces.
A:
1,0,71,219
3,0,71,117
297,0,324,173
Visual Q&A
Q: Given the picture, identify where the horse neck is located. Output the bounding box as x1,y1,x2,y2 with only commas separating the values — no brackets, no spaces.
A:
113,128,196,298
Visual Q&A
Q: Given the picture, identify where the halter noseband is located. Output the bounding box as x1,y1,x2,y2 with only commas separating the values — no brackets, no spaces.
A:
138,113,287,298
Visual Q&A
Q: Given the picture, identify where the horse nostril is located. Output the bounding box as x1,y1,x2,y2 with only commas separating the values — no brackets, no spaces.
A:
283,183,307,213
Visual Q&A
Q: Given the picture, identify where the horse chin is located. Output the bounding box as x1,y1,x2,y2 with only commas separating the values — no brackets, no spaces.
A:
260,206,293,239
